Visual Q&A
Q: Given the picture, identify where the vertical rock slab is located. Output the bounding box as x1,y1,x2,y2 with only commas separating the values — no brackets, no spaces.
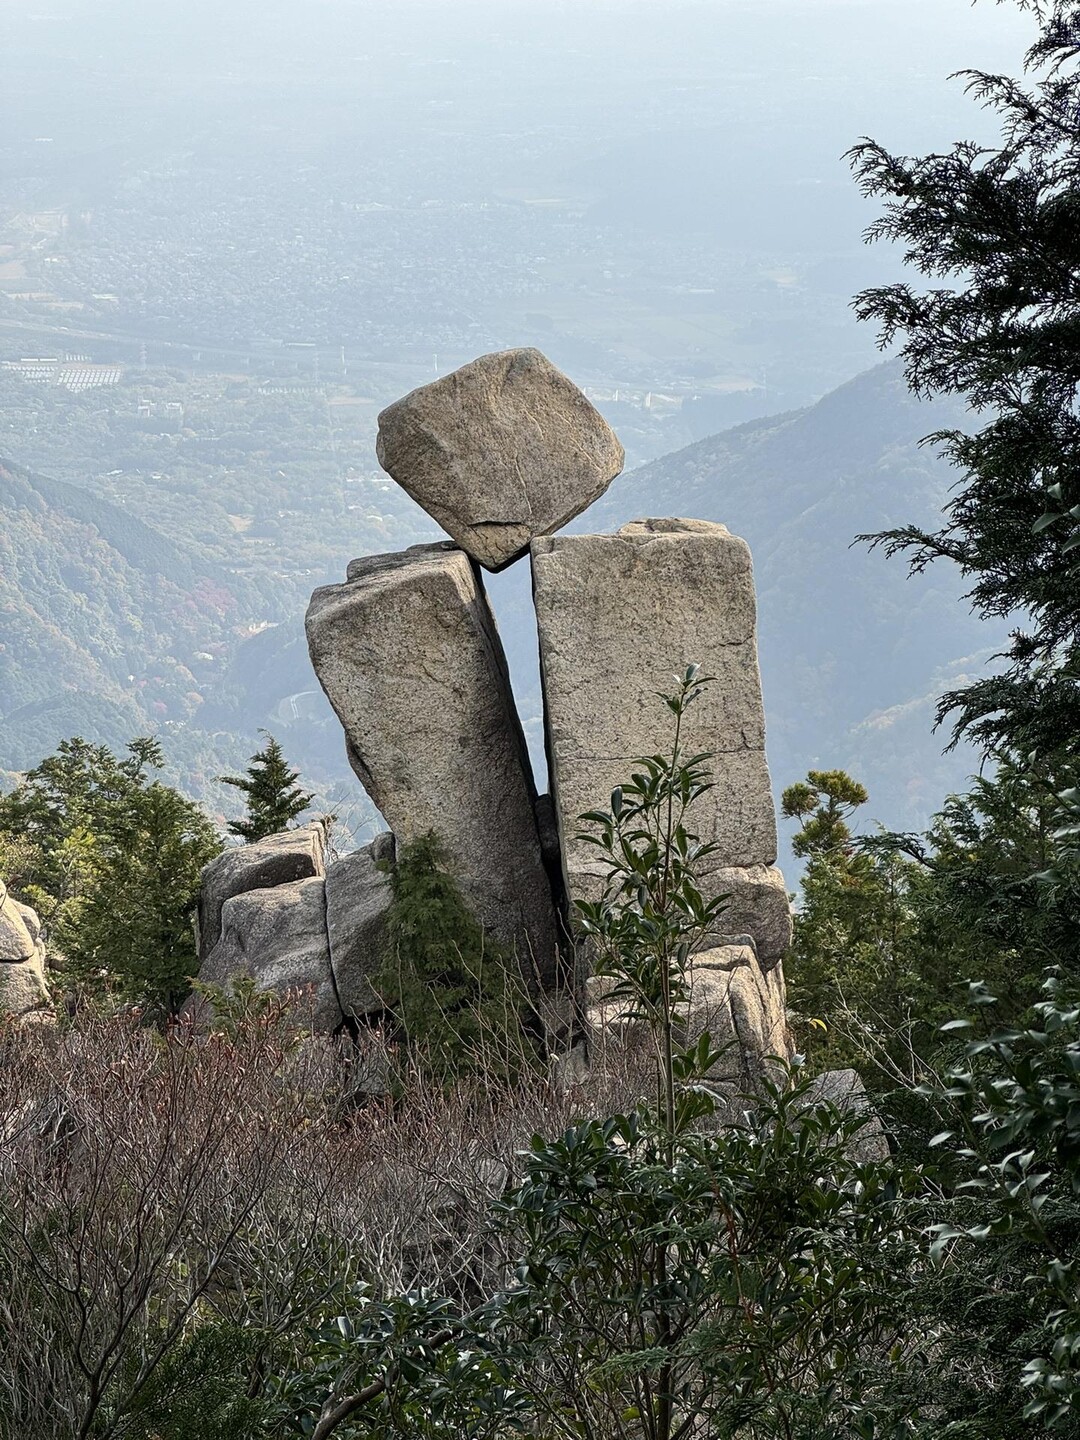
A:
532,518,782,944
306,542,560,987
375,348,625,572
324,834,395,1021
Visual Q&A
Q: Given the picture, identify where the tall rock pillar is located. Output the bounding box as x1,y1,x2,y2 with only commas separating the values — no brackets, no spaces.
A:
532,518,791,968
306,541,560,987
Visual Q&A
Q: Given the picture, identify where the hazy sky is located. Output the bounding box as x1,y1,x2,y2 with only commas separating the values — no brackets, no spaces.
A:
3,0,1038,174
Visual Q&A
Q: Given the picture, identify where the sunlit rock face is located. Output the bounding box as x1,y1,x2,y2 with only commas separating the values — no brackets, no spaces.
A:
197,875,342,1034
585,943,792,1090
188,833,397,1037
197,822,328,964
324,835,395,1023
0,882,52,1020
532,517,789,960
306,541,560,988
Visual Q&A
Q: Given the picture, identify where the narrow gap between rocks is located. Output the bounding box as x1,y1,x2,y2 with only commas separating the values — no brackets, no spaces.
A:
483,560,549,794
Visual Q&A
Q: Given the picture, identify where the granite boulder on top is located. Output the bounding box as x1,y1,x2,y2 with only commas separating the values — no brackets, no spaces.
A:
375,348,624,572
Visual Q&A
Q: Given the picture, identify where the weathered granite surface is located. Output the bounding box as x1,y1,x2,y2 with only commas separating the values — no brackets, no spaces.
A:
325,834,395,1020
199,876,341,1033
375,348,624,571
0,882,52,1019
587,943,791,1088
197,824,327,963
803,1067,890,1163
532,519,778,914
307,542,559,985
0,883,37,964
710,865,793,971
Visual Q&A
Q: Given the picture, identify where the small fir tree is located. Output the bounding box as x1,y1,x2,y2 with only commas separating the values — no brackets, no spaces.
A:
219,732,314,843
781,770,913,1068
376,832,534,1084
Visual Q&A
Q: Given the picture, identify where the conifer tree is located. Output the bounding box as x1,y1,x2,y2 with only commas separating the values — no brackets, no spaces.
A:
72,779,222,1016
219,732,314,843
0,736,223,1014
849,0,1080,763
781,770,912,1066
376,832,532,1084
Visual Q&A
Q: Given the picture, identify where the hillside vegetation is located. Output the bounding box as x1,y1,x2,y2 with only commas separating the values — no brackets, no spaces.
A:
0,457,248,782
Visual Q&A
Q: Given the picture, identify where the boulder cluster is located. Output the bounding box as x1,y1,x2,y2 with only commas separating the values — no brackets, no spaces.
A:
197,347,795,1078
191,822,394,1032
0,880,51,1023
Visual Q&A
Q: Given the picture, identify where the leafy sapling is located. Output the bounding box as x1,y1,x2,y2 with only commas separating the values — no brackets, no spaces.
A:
575,663,731,1144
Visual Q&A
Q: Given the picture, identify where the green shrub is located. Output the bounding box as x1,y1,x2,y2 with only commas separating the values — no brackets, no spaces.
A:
374,833,538,1086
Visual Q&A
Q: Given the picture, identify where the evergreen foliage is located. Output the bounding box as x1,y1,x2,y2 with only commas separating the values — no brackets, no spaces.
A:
107,1321,275,1440
782,769,869,858
925,974,1080,1430
70,779,223,1016
0,736,222,1014
276,675,933,1440
488,679,924,1440
850,0,1080,762
575,664,730,1143
784,757,1080,1075
375,833,535,1084
219,731,314,843
781,770,914,1070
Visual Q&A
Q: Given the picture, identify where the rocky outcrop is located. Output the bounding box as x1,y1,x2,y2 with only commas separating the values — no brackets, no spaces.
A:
325,834,395,1021
197,823,327,964
586,943,791,1089
375,348,624,572
194,351,802,1100
189,831,399,1034
803,1068,890,1163
531,518,785,959
709,865,792,971
197,875,341,1033
306,542,560,987
0,885,36,965
0,882,52,1020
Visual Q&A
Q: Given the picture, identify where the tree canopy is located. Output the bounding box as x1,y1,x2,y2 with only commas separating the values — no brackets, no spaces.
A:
219,731,314,844
850,0,1080,763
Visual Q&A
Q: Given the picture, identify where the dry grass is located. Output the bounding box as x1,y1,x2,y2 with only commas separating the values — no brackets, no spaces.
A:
0,1002,649,1439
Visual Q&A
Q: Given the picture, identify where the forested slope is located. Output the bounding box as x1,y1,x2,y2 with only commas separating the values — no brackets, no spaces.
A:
0,458,248,780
